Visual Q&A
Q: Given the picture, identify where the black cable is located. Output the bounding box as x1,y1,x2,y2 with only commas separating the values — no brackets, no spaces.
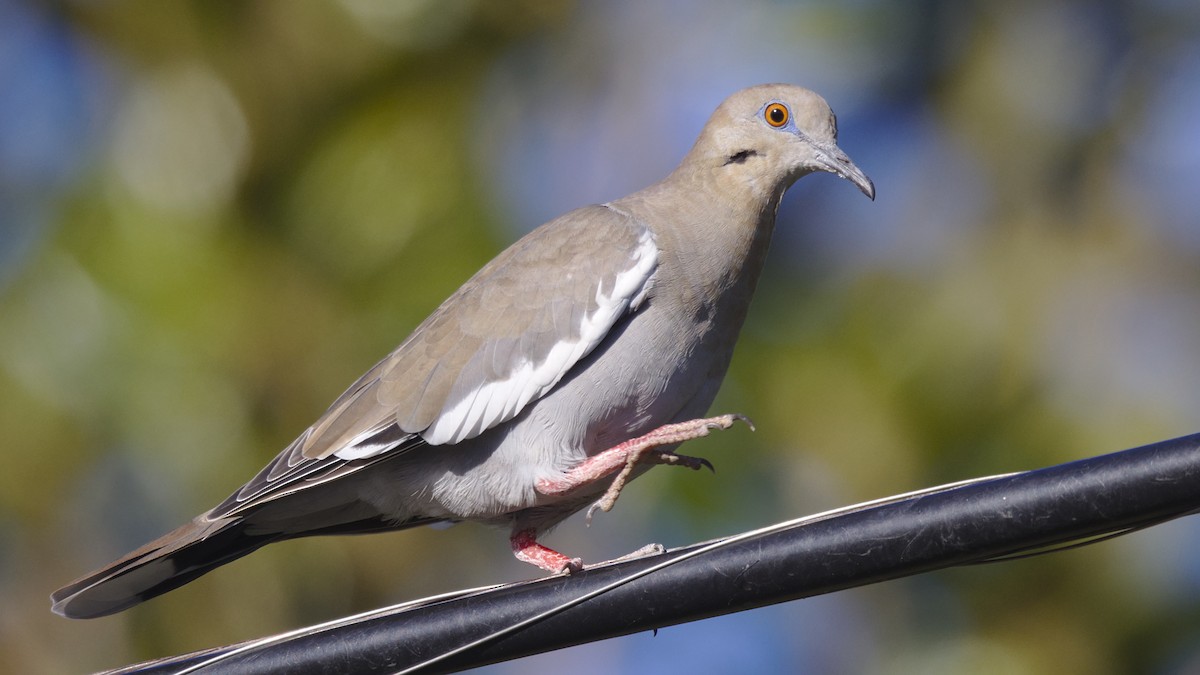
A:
107,432,1200,675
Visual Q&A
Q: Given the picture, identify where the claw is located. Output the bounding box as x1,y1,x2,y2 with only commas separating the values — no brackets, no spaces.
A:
648,450,714,473
585,499,608,525
729,413,756,432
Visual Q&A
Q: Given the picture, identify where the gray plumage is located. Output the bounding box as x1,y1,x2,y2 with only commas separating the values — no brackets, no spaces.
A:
52,84,874,619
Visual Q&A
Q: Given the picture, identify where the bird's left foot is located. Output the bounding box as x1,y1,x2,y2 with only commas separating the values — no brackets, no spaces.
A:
535,413,753,523
585,414,751,521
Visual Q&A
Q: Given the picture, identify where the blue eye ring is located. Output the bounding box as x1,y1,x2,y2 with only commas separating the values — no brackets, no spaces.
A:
764,102,789,128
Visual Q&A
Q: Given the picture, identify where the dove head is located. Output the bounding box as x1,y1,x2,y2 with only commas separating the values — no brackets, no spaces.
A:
680,84,875,202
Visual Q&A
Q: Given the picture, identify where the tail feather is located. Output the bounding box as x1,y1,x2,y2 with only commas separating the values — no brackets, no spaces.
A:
51,512,442,619
50,517,276,619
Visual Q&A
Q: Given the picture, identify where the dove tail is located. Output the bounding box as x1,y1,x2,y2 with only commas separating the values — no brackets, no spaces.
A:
51,510,442,619
50,516,275,619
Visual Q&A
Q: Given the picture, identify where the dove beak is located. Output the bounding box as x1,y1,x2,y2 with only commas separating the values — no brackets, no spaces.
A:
815,143,875,201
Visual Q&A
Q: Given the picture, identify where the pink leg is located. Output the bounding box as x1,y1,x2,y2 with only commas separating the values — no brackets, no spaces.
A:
536,413,753,522
511,528,582,573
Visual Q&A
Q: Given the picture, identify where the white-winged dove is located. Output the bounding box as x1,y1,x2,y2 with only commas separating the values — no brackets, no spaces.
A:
52,84,874,619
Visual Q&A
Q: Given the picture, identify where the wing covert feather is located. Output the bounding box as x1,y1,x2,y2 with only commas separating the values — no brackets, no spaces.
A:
302,204,657,457
211,205,657,516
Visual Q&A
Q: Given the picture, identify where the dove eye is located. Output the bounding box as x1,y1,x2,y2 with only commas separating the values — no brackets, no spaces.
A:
764,102,789,128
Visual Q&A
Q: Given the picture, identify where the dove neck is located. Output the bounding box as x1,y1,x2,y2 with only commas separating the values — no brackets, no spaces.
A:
613,175,780,311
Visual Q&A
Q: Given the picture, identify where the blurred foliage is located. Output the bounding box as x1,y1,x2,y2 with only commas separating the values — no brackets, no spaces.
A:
2,0,1200,673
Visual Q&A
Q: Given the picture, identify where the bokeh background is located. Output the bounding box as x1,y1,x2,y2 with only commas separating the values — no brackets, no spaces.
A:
3,0,1200,672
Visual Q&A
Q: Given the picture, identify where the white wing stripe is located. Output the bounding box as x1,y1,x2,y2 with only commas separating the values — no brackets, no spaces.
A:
415,227,658,447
